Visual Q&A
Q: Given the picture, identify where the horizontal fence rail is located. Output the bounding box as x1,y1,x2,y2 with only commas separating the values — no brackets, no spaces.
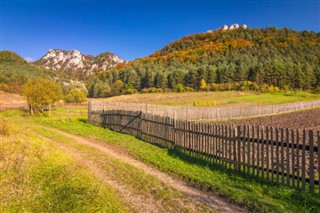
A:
89,100,320,121
89,109,320,193
0,103,28,111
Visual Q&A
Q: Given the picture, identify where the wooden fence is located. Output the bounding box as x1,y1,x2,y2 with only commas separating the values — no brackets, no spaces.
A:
89,100,320,121
0,103,28,112
89,109,320,193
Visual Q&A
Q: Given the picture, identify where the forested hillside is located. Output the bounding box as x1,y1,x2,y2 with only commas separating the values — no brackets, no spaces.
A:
88,27,320,97
0,51,68,92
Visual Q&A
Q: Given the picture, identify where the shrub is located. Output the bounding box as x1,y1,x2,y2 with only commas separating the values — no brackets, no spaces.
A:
125,88,137,94
210,83,219,91
64,89,87,103
184,86,194,92
174,84,185,92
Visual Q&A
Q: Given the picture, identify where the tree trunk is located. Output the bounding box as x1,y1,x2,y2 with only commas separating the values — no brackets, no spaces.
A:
48,104,51,117
29,104,34,116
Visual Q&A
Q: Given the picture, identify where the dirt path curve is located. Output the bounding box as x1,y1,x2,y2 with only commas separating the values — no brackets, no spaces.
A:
50,128,246,213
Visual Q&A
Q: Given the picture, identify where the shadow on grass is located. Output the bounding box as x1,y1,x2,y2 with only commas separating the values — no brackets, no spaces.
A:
168,146,283,187
78,118,88,123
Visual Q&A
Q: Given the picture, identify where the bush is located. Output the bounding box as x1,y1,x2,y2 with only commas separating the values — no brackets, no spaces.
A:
125,88,137,94
140,87,163,93
184,86,194,92
210,83,219,91
174,84,185,92
64,89,87,103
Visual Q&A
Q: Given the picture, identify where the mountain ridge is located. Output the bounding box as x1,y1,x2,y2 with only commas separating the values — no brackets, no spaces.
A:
33,49,126,78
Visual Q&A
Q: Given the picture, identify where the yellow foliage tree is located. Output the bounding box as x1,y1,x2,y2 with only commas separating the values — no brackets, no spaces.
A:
200,79,207,91
22,78,63,115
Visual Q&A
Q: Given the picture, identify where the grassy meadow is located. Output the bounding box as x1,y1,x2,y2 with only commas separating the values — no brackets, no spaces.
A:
0,111,127,212
102,91,320,107
1,107,318,212
0,110,211,212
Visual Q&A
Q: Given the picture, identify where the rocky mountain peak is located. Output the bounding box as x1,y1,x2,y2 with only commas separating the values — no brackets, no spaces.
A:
34,49,126,76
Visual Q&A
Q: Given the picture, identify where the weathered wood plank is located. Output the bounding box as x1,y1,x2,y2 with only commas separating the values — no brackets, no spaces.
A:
266,126,270,180
229,126,232,169
281,128,285,184
309,130,315,192
286,128,290,185
233,127,237,169
296,130,300,189
257,126,260,177
242,126,246,173
302,130,306,190
252,126,256,176
271,127,274,182
261,127,265,179
291,129,295,187
318,131,320,193
247,126,251,174
276,127,280,184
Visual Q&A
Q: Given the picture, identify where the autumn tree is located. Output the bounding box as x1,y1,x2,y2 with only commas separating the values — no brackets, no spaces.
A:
199,79,207,91
64,89,87,103
110,80,125,96
22,78,63,115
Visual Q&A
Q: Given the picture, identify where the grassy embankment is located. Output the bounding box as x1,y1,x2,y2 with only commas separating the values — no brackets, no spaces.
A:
27,107,320,213
102,91,320,107
0,110,210,212
0,111,127,212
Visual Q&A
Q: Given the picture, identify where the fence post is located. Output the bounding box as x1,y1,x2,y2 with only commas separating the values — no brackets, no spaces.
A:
88,100,92,123
185,107,188,120
138,112,143,139
317,131,320,193
173,118,177,149
237,126,241,171
309,130,315,192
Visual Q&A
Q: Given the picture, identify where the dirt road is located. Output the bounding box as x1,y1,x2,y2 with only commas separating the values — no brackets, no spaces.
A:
38,127,246,213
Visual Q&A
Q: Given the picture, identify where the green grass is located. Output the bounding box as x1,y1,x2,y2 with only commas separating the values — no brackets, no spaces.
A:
103,91,320,107
0,111,128,212
225,91,320,105
30,125,205,212
28,107,320,213
1,110,211,212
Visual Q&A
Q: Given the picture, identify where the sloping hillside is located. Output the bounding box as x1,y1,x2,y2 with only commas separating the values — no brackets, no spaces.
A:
0,51,68,92
88,26,320,97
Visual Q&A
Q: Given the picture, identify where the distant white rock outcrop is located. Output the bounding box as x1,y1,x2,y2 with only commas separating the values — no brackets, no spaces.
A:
34,49,126,75
206,23,248,33
226,23,245,30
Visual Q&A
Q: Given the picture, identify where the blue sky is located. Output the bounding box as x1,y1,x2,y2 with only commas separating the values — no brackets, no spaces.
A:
1,0,319,61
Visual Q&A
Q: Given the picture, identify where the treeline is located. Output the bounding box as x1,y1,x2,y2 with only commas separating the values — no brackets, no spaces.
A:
0,51,88,103
0,51,70,93
88,27,320,97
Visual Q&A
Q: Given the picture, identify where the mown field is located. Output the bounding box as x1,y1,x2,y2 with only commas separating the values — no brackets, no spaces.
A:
1,108,319,212
102,91,320,107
